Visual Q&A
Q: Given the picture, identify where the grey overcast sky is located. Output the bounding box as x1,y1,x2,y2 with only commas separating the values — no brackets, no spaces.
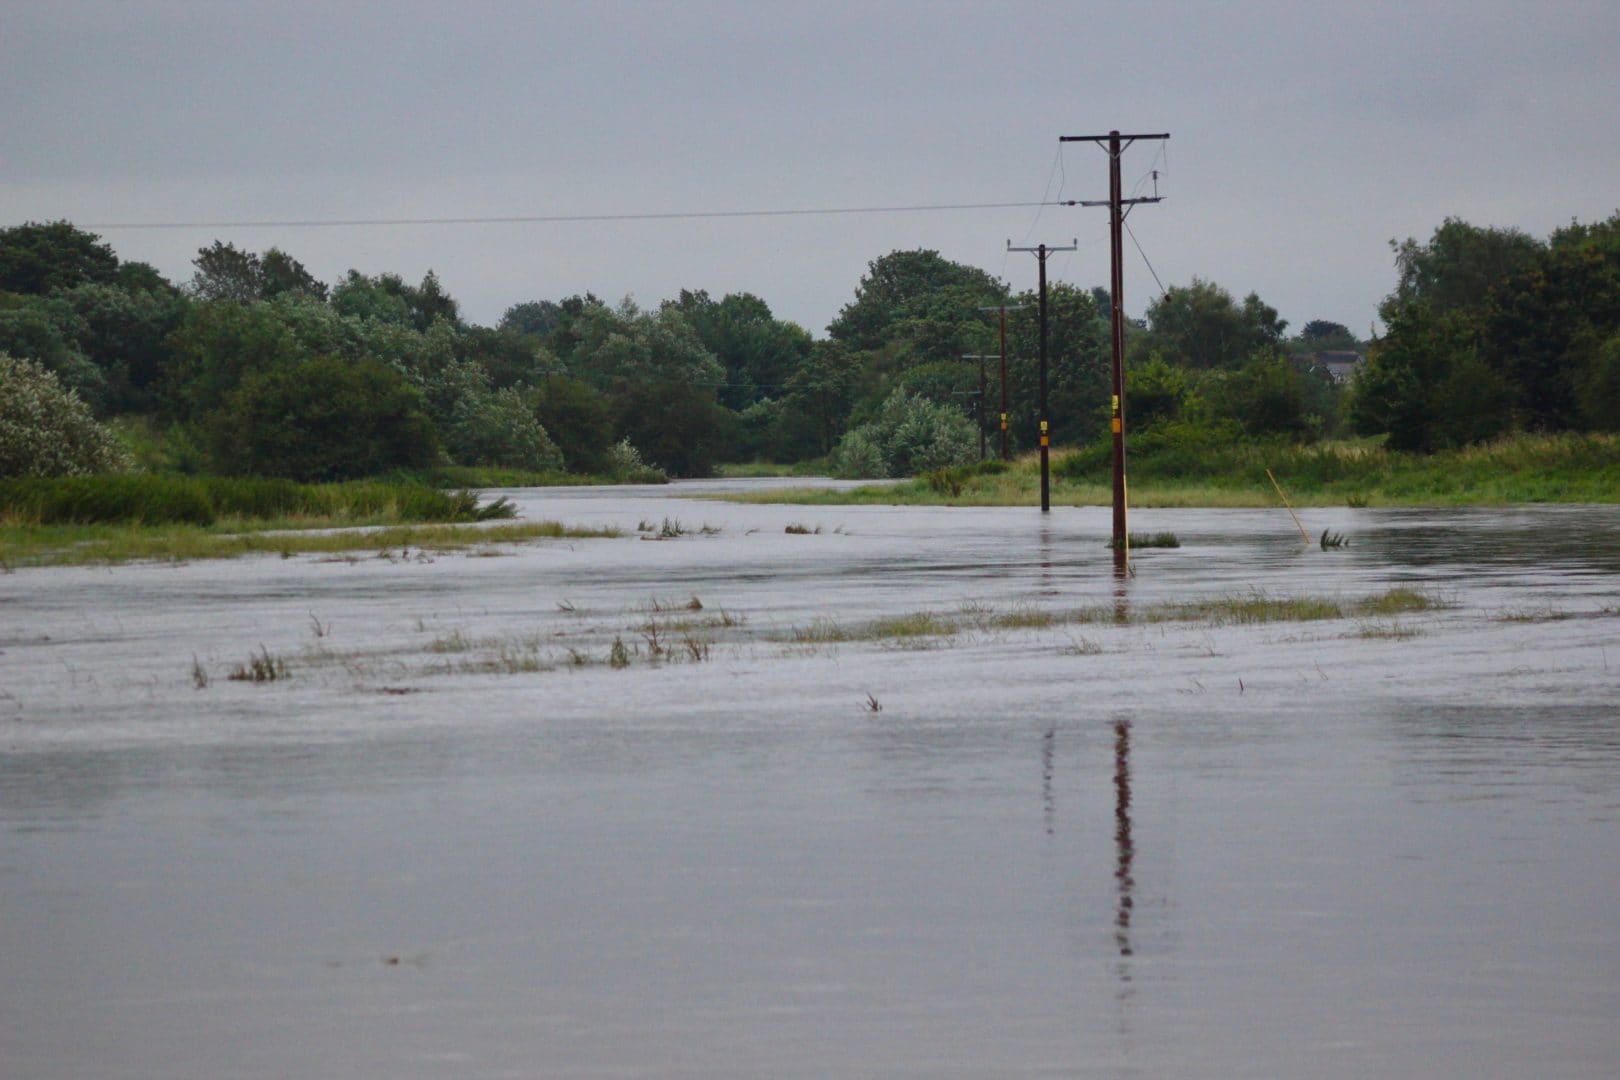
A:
4,1,1618,336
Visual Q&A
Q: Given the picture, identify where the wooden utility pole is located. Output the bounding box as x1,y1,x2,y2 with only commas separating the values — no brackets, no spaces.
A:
961,354,995,460
1007,241,1076,512
977,304,1026,461
1058,130,1169,570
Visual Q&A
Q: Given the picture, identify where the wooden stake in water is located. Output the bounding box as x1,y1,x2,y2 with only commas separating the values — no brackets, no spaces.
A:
1266,469,1312,545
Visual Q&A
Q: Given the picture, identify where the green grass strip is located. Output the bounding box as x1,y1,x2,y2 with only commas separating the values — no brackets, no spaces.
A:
0,520,620,567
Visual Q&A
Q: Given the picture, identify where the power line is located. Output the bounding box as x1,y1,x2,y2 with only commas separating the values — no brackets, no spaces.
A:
1123,219,1167,300
82,200,1061,232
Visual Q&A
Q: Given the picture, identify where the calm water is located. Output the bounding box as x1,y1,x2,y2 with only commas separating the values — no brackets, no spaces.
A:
3,483,1618,1077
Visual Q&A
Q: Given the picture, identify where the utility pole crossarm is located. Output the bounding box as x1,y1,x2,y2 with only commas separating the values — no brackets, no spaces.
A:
1062,198,1162,208
1060,133,1170,145
1006,240,1078,255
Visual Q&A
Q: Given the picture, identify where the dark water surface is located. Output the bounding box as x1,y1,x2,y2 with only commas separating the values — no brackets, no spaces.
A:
3,485,1618,1077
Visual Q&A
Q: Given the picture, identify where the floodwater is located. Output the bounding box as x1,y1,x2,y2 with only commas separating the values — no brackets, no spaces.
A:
2,481,1618,1078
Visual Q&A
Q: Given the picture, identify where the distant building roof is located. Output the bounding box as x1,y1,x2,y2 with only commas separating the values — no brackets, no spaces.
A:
1314,350,1365,381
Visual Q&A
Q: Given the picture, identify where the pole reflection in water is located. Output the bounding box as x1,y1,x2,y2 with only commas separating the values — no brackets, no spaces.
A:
1114,719,1135,964
1041,726,1056,836
1036,525,1056,595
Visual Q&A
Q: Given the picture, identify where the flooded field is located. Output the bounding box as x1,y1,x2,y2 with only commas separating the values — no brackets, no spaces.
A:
3,480,1618,1078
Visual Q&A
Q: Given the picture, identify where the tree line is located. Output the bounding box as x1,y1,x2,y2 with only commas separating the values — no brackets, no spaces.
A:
3,212,1617,482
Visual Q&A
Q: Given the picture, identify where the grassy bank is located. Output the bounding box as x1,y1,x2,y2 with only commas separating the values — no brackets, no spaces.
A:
0,474,624,567
0,474,518,527
723,433,1620,507
716,460,831,479
0,519,623,568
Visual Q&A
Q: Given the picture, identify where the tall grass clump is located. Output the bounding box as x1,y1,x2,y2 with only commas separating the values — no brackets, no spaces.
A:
0,475,216,525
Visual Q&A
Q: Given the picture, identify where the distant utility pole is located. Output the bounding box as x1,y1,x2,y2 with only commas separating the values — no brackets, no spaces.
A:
1057,129,1169,569
1007,241,1077,512
961,355,994,460
977,304,1026,461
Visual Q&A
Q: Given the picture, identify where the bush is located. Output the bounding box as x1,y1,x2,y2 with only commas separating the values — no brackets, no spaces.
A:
445,386,564,472
0,353,131,477
828,429,887,479
829,387,977,478
605,438,668,484
205,355,441,481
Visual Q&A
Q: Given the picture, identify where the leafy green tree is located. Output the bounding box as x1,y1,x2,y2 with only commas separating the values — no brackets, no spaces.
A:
330,270,415,325
55,282,189,413
405,271,460,330
609,377,729,478
260,248,327,301
730,398,782,462
189,241,266,302
328,269,458,330
1391,218,1542,314
1349,300,1511,451
898,359,977,409
1296,319,1359,351
1144,278,1287,369
0,221,119,295
205,356,439,480
538,293,607,364
1126,354,1192,431
1204,352,1318,440
115,261,179,295
1004,283,1109,447
1357,214,1620,446
530,376,613,474
1575,334,1620,431
667,289,812,408
1481,219,1620,430
0,296,106,410
499,300,564,338
828,250,1006,351
0,353,130,476
777,340,859,460
189,242,325,303
162,300,307,418
564,298,723,389
445,386,563,472
458,325,556,390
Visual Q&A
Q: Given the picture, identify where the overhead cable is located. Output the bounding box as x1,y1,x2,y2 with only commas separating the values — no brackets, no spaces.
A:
84,200,1059,231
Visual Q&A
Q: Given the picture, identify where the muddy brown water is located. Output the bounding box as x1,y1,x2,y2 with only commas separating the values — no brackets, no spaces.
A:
3,482,1618,1077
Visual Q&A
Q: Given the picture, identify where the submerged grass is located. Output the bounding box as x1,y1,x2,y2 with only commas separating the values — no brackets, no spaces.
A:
1113,531,1181,550
775,588,1441,646
989,605,1059,630
1153,594,1346,625
869,611,957,638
